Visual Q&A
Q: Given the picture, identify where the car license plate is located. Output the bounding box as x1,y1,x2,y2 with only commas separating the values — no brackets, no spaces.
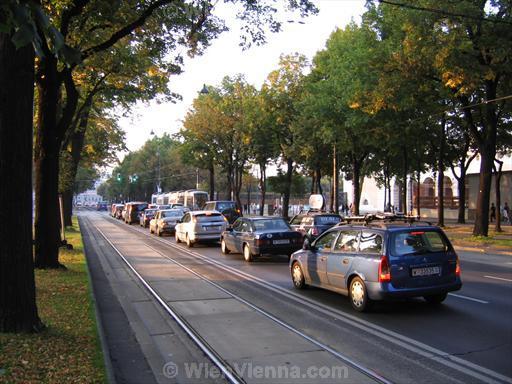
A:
203,226,220,231
273,239,290,245
412,266,441,277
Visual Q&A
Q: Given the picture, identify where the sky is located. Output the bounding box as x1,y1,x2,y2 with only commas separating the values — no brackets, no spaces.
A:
118,0,367,153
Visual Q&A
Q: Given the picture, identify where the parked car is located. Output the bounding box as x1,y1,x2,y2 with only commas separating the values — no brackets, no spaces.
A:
112,204,124,219
221,216,303,262
96,202,109,211
289,211,342,241
203,200,242,224
175,210,227,247
140,208,157,228
125,202,149,224
149,209,185,236
290,218,462,312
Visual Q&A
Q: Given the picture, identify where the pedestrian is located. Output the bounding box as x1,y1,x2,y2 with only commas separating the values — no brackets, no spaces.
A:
504,202,510,225
490,203,496,222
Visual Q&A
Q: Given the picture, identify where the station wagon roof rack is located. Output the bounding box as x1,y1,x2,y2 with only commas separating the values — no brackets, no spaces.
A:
340,213,433,227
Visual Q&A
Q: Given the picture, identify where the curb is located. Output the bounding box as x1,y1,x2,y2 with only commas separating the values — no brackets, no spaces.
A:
79,217,117,384
454,245,512,256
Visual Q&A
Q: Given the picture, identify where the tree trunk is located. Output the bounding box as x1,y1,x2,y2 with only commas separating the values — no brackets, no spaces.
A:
259,163,266,216
62,102,90,226
494,160,503,233
63,189,73,227
352,158,361,216
416,169,421,217
34,56,63,269
0,32,43,332
437,119,445,227
469,82,498,236
402,146,408,214
208,161,215,201
282,157,293,219
333,144,339,214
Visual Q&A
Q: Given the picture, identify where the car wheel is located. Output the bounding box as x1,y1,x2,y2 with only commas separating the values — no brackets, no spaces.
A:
150,227,153,234
157,228,162,237
291,262,306,289
424,293,447,305
221,238,230,254
349,276,372,312
175,232,181,243
243,244,253,262
186,233,194,248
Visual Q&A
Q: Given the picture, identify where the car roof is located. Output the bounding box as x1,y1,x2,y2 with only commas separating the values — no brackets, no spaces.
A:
243,216,285,221
188,210,222,215
205,200,235,204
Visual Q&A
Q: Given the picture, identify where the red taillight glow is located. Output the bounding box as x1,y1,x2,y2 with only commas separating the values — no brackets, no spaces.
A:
410,231,425,235
378,255,391,283
455,257,461,276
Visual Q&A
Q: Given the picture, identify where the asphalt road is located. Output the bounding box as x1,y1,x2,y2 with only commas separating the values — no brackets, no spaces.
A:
82,211,512,384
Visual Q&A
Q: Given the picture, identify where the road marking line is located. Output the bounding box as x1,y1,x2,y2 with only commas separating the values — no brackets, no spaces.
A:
448,293,489,304
484,275,512,283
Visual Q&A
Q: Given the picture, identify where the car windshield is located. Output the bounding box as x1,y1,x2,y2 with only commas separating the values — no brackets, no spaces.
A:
253,219,291,231
196,213,224,222
391,230,450,256
161,210,182,218
314,215,342,225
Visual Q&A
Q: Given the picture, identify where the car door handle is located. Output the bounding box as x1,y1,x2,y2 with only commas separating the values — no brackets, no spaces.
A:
342,259,349,264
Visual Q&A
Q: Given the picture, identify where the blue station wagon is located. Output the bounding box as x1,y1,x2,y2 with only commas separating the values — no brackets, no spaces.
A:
289,218,462,312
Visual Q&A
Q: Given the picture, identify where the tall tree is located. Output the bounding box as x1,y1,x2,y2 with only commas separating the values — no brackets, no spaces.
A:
0,7,42,332
32,0,317,268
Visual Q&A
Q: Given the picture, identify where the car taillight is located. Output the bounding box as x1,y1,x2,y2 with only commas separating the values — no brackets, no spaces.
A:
255,239,269,246
192,217,197,223
455,256,461,276
378,255,391,283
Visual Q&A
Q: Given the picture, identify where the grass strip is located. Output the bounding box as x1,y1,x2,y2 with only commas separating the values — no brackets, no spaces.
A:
0,217,106,383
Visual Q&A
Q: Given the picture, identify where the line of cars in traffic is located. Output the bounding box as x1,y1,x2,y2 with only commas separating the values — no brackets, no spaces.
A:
108,198,462,312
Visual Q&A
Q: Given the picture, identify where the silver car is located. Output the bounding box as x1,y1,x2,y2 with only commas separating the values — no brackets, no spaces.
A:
149,209,185,236
175,210,227,247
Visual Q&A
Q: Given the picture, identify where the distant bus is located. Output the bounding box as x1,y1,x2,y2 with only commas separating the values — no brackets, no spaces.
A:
153,189,207,210
173,190,208,210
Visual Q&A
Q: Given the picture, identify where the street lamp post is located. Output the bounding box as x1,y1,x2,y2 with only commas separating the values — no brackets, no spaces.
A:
150,130,161,193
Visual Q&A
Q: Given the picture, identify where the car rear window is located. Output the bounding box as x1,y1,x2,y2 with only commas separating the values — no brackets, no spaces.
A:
253,219,291,231
314,215,342,225
135,204,148,211
216,202,236,210
161,210,182,218
196,213,224,222
391,230,450,256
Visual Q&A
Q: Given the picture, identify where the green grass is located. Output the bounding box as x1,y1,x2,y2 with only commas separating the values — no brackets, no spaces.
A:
443,224,512,250
0,218,107,384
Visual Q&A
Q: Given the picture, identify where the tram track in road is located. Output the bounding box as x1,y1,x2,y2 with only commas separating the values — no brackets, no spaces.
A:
89,214,392,384
95,213,512,384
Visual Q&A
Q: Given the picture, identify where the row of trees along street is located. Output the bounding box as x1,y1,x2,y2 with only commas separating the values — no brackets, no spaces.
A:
104,0,511,237
0,0,318,332
172,1,511,233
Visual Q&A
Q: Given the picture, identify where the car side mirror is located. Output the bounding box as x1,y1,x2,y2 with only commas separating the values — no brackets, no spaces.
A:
303,237,316,251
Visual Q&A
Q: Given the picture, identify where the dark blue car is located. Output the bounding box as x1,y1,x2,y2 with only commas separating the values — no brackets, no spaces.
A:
290,220,462,312
221,217,303,262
